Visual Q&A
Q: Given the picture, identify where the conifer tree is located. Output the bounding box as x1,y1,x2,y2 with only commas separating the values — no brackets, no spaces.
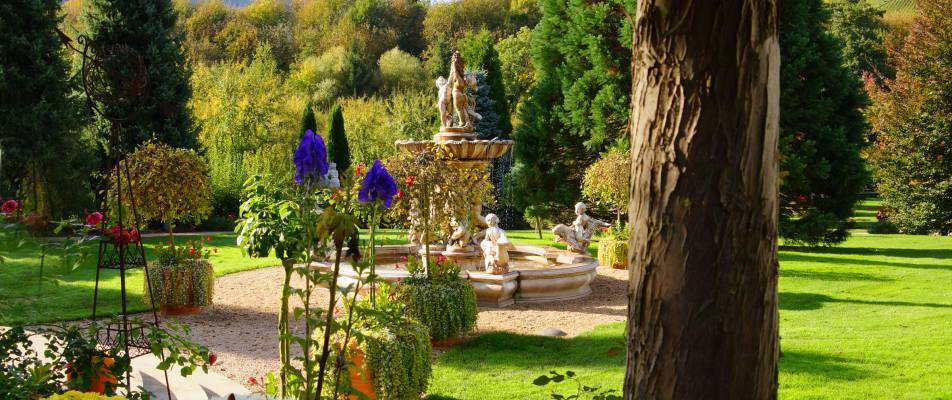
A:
326,103,351,175
81,0,195,151
300,101,317,136
0,0,96,215
778,0,869,245
459,29,512,137
469,70,501,139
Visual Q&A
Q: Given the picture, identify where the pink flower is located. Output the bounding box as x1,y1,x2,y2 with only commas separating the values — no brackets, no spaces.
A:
399,255,407,261
247,376,258,385
85,211,103,226
436,255,447,265
1,199,18,214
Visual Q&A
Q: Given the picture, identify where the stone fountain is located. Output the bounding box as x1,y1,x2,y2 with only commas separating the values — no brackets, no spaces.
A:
316,51,598,308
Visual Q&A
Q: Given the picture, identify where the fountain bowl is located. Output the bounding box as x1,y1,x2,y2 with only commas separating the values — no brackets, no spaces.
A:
313,244,598,308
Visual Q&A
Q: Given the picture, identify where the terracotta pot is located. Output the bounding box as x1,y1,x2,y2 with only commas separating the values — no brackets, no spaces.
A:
68,356,117,394
347,345,376,400
431,336,459,348
160,304,203,316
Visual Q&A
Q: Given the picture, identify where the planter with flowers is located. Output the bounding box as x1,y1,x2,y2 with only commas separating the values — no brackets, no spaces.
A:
144,237,216,315
106,142,214,315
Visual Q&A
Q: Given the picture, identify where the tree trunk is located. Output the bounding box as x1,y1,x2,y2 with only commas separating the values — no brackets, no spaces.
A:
624,1,781,399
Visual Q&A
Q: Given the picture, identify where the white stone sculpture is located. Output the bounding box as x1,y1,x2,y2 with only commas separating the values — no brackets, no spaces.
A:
553,202,610,255
480,213,513,274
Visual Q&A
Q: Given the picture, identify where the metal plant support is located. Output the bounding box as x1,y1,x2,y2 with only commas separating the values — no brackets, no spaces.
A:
59,31,172,398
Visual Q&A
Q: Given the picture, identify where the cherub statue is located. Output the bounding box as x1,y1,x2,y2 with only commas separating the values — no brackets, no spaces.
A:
480,214,513,274
553,202,610,255
435,51,481,132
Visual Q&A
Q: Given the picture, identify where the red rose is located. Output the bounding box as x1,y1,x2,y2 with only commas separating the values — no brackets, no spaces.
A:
85,211,103,226
1,199,18,214
436,254,447,265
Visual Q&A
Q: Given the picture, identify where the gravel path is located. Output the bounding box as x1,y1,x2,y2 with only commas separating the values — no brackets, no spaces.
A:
158,265,629,386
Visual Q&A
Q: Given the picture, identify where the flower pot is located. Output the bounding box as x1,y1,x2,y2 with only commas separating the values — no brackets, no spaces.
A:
430,336,460,348
145,259,215,314
597,239,628,269
67,356,117,394
347,345,376,400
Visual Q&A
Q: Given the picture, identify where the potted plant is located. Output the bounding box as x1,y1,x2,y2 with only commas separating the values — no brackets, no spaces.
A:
597,222,629,270
144,237,216,315
396,255,478,346
105,142,214,315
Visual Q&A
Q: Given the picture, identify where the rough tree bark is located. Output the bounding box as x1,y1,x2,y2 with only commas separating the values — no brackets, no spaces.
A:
624,1,781,399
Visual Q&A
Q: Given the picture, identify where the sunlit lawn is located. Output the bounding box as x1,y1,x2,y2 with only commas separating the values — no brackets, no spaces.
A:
2,200,951,399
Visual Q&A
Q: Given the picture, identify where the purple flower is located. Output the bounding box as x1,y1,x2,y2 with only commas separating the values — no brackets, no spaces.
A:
358,160,398,208
293,130,329,184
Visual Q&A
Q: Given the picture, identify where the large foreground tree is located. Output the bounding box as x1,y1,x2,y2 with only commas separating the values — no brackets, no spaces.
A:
625,1,780,399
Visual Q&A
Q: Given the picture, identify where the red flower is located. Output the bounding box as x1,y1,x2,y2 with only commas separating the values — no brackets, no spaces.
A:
333,306,343,317
331,192,338,200
208,352,218,365
797,194,809,203
394,189,404,200
436,255,447,265
355,163,365,176
206,235,213,241
403,175,415,186
247,376,258,385
189,248,196,256
389,292,395,301
1,199,18,214
85,211,103,226
399,255,407,262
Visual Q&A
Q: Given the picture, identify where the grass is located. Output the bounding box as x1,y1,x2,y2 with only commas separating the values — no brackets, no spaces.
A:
426,200,952,399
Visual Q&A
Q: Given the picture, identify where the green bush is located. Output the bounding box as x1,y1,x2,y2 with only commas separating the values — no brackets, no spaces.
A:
868,220,900,234
362,318,432,400
397,258,478,341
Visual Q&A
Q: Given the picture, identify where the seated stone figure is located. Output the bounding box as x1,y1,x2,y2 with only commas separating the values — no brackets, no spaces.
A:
480,214,513,274
553,202,610,255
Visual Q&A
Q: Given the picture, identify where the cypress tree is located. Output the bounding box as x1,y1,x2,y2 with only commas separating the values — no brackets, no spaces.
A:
326,103,351,174
0,0,96,216
778,0,869,245
469,70,501,139
459,28,512,137
300,101,317,136
81,0,196,151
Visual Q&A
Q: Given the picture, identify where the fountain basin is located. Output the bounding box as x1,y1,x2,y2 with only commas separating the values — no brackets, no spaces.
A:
395,139,513,161
313,244,598,308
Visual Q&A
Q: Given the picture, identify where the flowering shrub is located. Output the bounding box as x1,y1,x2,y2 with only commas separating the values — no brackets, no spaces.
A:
153,236,216,265
102,225,140,247
2,199,18,214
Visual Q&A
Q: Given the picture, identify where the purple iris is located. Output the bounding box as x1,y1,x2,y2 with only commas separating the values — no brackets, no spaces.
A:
358,160,398,208
293,129,329,184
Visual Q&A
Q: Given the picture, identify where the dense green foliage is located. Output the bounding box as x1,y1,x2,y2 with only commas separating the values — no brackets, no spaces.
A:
299,101,318,139
495,26,535,117
827,0,893,81
397,260,478,341
582,151,629,223
361,318,432,400
459,29,512,137
779,0,870,245
0,0,95,216
326,103,351,175
339,92,435,167
865,0,952,234
508,0,631,220
81,0,196,151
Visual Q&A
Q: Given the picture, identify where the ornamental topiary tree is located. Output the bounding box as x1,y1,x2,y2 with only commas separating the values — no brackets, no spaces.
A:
326,102,351,175
109,142,213,245
778,0,870,245
865,0,952,235
582,151,630,225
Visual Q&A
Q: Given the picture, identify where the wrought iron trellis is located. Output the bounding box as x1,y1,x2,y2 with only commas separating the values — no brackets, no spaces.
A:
58,30,172,398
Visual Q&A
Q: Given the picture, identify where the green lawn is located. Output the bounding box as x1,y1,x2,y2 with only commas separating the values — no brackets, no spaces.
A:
427,201,952,399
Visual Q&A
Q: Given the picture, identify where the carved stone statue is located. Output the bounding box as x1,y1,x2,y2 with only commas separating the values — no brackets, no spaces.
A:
436,51,481,132
480,214,512,274
553,202,610,255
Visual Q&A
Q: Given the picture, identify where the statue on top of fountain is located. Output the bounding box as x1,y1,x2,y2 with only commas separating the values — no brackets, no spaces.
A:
436,51,481,134
553,202,610,255
480,214,513,274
